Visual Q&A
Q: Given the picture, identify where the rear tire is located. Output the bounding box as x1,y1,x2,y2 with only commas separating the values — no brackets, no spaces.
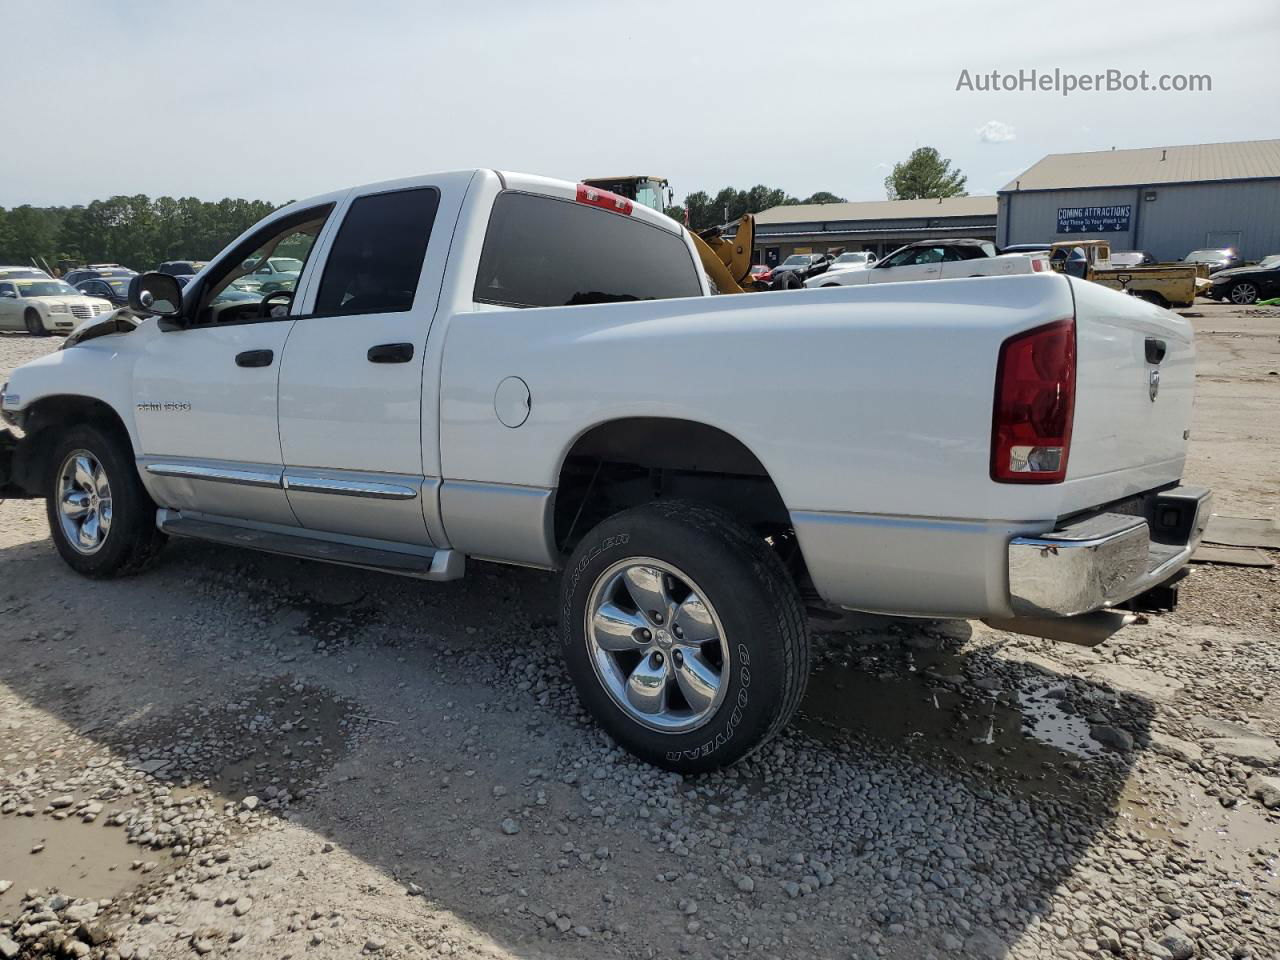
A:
25,309,49,337
560,500,809,773
773,272,802,291
44,423,166,578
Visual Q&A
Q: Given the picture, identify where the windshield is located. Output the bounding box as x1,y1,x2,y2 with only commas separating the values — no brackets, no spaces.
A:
16,280,78,297
834,253,868,263
269,257,303,273
781,255,809,266
106,278,131,292
1184,250,1226,261
1258,255,1280,268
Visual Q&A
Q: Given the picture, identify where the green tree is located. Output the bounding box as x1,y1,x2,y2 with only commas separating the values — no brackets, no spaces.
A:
883,147,967,200
801,191,846,205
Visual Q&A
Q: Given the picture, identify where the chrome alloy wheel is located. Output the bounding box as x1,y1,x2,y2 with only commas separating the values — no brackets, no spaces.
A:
584,558,730,734
57,449,112,555
1229,282,1259,305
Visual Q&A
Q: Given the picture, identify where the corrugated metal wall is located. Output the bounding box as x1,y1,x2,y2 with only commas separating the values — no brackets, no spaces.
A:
999,179,1280,261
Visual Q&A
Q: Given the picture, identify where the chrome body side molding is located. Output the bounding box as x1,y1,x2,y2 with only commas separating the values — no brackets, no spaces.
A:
145,461,281,488
283,474,418,500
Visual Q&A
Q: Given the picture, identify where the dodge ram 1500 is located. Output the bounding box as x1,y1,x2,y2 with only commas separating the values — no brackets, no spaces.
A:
0,169,1210,772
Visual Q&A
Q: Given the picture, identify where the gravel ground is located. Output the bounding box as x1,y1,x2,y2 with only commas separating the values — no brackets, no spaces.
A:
1,303,1278,960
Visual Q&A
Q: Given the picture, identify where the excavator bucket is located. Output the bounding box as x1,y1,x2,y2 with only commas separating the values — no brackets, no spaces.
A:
691,215,764,294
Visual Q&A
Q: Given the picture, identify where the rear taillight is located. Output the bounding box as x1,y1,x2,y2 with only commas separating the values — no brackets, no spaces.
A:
1031,257,1046,272
991,317,1076,483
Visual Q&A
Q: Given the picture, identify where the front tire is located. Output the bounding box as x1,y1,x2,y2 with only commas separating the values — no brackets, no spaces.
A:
1229,282,1259,305
560,501,809,773
25,309,49,337
44,423,166,578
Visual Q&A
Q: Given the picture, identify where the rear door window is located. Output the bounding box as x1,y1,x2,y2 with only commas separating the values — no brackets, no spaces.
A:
473,191,702,308
314,187,440,317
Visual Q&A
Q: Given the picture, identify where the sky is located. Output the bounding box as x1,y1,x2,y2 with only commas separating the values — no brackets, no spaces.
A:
1,0,1276,209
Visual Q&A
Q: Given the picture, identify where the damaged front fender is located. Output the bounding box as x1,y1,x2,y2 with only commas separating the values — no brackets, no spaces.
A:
61,308,141,349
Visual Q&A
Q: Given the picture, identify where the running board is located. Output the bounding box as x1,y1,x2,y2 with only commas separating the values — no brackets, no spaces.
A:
156,512,464,581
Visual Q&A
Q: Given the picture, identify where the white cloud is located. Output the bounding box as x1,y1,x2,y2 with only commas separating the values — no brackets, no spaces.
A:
977,120,1017,143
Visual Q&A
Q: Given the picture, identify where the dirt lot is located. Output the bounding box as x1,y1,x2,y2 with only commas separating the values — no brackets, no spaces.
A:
1,302,1278,960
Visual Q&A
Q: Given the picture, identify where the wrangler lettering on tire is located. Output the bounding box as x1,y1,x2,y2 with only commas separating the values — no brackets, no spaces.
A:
559,500,808,773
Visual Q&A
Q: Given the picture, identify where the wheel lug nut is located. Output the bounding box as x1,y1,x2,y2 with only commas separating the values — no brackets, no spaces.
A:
652,652,664,666
640,629,652,641
673,650,683,665
652,612,664,624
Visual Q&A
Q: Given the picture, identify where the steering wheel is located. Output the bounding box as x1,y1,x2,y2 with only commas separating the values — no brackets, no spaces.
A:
258,290,294,318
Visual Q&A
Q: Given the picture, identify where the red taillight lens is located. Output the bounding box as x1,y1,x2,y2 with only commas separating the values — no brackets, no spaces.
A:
991,317,1076,483
1031,257,1046,272
575,184,633,216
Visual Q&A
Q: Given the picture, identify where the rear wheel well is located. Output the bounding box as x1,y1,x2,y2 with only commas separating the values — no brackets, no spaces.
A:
13,396,132,495
553,417,809,590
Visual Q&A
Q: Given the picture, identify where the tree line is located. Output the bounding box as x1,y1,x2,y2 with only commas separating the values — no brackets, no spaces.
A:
1,148,968,269
666,148,968,231
0,195,281,273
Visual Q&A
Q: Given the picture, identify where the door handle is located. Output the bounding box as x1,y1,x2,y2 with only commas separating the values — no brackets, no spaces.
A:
235,349,273,368
1145,337,1168,364
367,342,414,363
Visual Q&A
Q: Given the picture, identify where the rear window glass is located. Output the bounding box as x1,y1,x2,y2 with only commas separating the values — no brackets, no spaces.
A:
315,187,439,316
473,191,702,308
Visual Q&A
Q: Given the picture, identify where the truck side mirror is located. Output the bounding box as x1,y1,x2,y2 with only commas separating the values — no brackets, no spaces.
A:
129,272,184,318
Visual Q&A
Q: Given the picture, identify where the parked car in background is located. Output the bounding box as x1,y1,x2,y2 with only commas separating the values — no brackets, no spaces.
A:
828,251,877,271
808,239,1047,288
772,253,830,283
0,266,52,280
1048,240,1208,309
1183,248,1239,274
1207,253,1280,304
75,276,132,306
62,264,135,287
1110,251,1158,267
158,260,208,278
0,277,113,335
749,264,773,284
245,255,304,293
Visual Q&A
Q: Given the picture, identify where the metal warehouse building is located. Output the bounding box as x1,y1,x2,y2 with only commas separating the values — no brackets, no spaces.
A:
744,196,997,268
999,139,1280,262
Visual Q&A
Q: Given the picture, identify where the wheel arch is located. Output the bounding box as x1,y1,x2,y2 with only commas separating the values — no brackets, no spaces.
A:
551,416,808,587
11,394,134,496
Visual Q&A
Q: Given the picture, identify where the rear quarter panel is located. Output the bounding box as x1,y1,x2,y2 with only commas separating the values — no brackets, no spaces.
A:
439,273,1081,524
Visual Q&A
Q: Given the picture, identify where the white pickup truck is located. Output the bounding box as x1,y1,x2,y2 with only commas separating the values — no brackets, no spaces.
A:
805,238,1048,288
0,169,1210,772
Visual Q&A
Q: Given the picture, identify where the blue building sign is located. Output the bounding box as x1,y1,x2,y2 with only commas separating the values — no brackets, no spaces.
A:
1057,204,1132,234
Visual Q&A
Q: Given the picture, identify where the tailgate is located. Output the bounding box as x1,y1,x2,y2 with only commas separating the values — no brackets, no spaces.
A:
1062,276,1195,511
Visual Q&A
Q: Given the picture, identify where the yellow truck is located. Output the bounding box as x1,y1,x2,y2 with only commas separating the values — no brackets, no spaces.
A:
1048,240,1210,309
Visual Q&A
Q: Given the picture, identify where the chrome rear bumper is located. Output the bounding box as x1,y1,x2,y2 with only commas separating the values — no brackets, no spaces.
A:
1007,485,1212,617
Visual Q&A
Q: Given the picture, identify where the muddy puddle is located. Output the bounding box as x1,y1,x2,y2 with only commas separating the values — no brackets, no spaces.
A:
0,813,148,918
798,632,1108,781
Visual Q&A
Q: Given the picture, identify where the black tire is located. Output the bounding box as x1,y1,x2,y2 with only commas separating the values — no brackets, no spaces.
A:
1228,282,1259,305
772,272,802,291
25,309,49,337
44,422,166,578
560,500,809,773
